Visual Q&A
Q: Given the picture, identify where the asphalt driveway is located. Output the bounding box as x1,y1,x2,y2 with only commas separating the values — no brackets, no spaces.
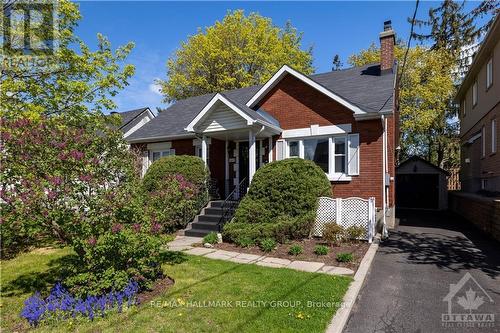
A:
344,210,500,333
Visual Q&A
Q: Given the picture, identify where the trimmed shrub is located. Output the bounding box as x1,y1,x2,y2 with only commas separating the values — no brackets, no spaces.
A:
143,155,208,192
323,223,345,246
235,236,255,248
203,232,218,245
259,238,276,252
336,252,354,263
314,245,329,256
143,156,210,231
224,159,330,243
345,226,365,241
234,159,331,224
288,244,303,256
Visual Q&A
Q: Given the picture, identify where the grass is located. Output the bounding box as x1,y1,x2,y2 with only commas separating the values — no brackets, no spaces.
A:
1,248,351,332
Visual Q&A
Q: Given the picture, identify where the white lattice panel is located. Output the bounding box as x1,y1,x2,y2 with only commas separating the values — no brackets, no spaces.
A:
313,197,337,237
313,197,376,242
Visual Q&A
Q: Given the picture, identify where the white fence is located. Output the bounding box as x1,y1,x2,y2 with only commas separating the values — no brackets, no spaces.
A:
313,197,376,243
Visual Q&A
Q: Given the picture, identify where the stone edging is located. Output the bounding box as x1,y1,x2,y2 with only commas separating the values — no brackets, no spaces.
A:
324,234,380,333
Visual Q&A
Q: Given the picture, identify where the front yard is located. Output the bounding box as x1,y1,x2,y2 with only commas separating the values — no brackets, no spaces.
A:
1,247,351,332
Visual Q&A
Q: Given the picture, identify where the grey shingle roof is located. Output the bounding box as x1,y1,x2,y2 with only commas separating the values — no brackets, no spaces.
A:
127,64,394,142
113,107,151,129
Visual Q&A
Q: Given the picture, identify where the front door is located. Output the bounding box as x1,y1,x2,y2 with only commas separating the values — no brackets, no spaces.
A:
239,142,249,182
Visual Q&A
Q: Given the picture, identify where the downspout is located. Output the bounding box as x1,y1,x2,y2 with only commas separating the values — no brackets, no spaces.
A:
381,115,389,239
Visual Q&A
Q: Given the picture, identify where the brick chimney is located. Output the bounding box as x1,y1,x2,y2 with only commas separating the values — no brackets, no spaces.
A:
379,20,395,73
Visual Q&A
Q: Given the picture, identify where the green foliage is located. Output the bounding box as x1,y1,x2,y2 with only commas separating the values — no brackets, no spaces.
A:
235,236,255,248
322,223,345,246
223,212,316,244
203,232,218,245
349,45,459,169
65,226,163,297
314,245,329,256
143,155,209,192
336,253,353,263
259,238,277,253
345,226,365,241
158,10,313,102
0,0,135,119
233,159,331,224
0,116,138,258
288,244,303,256
146,173,204,232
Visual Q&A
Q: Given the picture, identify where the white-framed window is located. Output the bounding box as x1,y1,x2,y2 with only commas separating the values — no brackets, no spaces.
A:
486,57,493,89
151,149,175,162
481,126,486,158
277,133,359,180
492,119,497,154
472,80,478,107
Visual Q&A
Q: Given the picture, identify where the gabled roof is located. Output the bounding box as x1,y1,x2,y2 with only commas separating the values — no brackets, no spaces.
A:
126,63,395,143
397,156,450,176
185,93,281,132
112,107,154,129
246,65,366,115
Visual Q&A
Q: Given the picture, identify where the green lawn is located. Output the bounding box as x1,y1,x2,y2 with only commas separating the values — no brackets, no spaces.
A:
1,248,351,332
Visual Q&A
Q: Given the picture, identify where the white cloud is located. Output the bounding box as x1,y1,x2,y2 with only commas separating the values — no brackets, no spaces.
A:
148,80,162,96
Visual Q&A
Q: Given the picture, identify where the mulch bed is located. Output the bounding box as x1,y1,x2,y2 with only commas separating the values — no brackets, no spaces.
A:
137,276,175,305
202,239,370,271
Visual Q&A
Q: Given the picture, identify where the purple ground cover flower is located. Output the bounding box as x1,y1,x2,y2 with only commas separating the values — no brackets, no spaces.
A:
20,280,140,327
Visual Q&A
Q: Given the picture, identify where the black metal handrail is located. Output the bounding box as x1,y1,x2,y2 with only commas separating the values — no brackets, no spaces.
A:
218,177,248,232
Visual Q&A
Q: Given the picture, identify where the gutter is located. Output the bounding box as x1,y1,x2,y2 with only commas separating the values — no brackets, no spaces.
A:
126,133,196,144
381,115,388,239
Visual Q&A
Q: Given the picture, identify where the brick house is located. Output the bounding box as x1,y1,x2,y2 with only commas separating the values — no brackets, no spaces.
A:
455,15,499,194
125,21,399,232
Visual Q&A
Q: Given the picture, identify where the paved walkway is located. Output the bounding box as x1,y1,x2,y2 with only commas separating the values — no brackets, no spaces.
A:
343,210,500,333
167,235,354,275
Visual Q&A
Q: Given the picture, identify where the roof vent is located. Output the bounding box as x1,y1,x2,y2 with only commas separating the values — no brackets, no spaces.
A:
384,20,392,31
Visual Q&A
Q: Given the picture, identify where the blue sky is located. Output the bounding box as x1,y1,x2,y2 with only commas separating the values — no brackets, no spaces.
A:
75,1,482,112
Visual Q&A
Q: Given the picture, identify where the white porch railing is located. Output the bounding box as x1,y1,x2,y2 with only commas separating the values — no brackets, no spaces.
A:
313,197,376,243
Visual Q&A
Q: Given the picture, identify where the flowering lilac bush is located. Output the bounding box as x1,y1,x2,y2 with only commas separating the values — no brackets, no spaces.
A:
147,173,203,232
20,280,139,326
1,115,164,296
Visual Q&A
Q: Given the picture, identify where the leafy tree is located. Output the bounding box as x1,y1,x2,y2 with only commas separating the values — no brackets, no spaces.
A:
349,45,459,169
158,10,313,102
1,0,135,119
332,54,342,71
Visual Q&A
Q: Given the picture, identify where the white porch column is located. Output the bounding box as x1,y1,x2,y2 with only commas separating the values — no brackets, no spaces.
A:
249,130,256,183
225,139,229,196
268,136,273,162
201,135,208,166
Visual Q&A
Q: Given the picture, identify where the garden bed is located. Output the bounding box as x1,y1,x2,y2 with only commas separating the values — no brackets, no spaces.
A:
202,239,370,271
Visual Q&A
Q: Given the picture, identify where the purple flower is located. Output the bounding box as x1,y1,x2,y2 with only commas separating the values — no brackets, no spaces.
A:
111,223,123,233
48,176,62,186
132,223,141,233
87,236,97,246
47,191,57,200
70,150,84,161
79,174,92,182
150,222,162,234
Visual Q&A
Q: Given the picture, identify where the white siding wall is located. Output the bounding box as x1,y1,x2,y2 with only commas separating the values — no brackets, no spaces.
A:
199,103,247,132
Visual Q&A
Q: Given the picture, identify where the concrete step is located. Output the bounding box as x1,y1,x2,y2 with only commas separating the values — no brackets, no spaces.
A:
204,207,223,215
185,228,213,237
209,200,225,208
198,214,222,223
191,221,219,231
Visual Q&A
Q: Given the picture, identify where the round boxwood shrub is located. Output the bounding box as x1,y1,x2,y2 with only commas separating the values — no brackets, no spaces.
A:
234,159,331,223
223,158,331,243
142,155,209,192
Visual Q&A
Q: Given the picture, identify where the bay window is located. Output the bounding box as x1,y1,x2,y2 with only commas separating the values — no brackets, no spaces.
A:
278,133,359,181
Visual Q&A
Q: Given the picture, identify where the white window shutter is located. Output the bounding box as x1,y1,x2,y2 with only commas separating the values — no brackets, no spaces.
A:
347,134,359,176
276,140,284,161
142,150,150,177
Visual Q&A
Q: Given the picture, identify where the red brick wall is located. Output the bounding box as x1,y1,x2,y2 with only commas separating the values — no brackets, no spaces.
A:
258,74,389,207
380,34,395,72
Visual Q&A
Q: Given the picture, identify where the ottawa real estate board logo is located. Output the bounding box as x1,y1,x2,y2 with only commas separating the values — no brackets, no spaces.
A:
442,272,495,328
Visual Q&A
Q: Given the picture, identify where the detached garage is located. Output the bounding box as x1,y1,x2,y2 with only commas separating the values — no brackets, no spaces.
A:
396,156,449,210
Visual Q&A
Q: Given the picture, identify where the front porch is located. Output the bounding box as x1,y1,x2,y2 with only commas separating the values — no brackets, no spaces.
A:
185,93,282,197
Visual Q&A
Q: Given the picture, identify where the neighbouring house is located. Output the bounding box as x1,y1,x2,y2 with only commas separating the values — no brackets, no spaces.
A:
455,14,499,194
396,156,449,211
450,15,500,243
112,107,156,139
126,21,399,234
